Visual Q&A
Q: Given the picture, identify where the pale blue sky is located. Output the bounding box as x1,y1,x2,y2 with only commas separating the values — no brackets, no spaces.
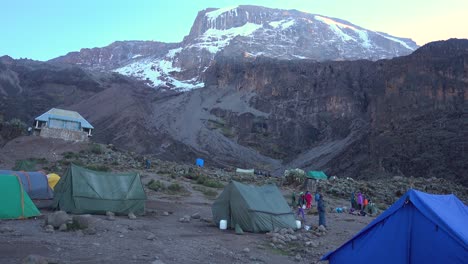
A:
2,0,467,61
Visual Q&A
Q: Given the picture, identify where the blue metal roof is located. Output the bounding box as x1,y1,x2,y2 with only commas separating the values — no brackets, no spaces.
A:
35,108,94,129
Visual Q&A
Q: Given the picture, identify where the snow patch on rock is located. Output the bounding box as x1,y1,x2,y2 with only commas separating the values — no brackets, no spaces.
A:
190,22,262,53
115,48,203,91
205,6,239,23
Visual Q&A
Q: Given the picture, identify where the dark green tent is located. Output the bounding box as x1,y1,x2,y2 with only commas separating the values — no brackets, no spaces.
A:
0,174,40,219
212,181,296,233
52,164,146,215
307,171,328,180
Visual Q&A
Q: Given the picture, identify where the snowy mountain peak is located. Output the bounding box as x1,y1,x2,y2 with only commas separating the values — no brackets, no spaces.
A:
54,5,419,91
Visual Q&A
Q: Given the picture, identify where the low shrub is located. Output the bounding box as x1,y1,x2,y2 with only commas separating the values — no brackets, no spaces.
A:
85,164,110,172
195,175,224,188
167,183,184,192
89,144,103,155
192,185,218,198
63,151,79,159
147,179,165,191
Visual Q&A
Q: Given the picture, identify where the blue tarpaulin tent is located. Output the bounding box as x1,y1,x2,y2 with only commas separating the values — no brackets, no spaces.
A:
0,170,53,199
195,158,204,167
321,189,468,264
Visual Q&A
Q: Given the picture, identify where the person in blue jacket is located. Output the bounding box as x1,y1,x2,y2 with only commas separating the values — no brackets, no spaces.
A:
317,192,327,228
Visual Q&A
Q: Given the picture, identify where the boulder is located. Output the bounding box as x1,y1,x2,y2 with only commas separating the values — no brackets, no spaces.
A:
44,225,54,233
22,255,57,264
242,247,250,253
46,211,70,228
0,226,14,233
106,211,115,221
72,215,95,229
83,227,97,235
318,225,327,232
191,212,201,219
295,254,302,262
58,224,67,232
179,215,191,223
306,241,319,248
128,212,137,220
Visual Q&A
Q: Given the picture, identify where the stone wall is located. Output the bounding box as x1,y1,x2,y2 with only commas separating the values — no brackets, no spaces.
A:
39,127,89,142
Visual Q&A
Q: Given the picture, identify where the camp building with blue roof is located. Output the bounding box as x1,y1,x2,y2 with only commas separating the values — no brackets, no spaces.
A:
34,108,93,141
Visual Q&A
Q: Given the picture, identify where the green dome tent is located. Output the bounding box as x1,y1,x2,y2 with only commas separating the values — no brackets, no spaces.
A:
212,181,296,233
0,174,40,219
52,164,146,215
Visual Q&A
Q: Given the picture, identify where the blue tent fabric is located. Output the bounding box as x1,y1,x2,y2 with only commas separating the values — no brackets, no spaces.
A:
321,189,468,264
0,170,53,199
195,158,204,167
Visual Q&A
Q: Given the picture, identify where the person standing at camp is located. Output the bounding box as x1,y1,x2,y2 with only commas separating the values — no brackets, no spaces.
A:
291,191,296,206
314,189,320,205
298,192,305,208
357,192,364,210
305,191,312,209
317,192,326,228
350,192,356,209
363,196,369,210
296,205,306,222
145,158,151,170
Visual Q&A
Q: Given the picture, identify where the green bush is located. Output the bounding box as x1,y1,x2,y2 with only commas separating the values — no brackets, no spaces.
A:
195,175,224,188
193,185,218,198
85,164,110,172
7,118,27,129
12,158,48,171
63,151,79,159
167,183,184,192
147,179,165,191
13,160,36,171
284,168,306,186
89,144,103,154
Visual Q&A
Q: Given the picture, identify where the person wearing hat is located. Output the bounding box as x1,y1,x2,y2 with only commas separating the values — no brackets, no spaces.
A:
296,192,304,208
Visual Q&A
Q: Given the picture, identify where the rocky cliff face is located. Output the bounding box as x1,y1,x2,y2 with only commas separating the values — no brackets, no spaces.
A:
49,41,178,71
198,39,466,184
1,40,465,185
52,5,418,91
0,56,148,123
58,40,466,185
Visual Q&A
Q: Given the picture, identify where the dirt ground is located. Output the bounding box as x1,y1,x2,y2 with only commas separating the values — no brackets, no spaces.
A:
0,172,374,264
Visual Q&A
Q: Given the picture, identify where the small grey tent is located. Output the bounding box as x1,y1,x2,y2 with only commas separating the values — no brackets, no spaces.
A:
52,164,146,215
212,181,296,233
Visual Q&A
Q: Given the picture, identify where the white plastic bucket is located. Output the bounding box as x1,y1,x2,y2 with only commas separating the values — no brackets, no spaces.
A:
219,220,227,230
296,220,302,229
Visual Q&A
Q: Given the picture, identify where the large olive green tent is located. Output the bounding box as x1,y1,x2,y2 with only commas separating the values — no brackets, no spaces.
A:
0,174,40,219
212,181,296,233
52,164,146,215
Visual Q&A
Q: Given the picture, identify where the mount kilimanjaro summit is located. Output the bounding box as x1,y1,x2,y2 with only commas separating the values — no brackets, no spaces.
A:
51,5,418,90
